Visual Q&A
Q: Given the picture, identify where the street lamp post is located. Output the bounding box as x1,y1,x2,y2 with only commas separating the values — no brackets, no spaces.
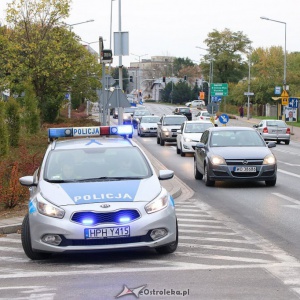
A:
260,16,287,90
131,53,148,101
63,19,95,118
65,19,94,31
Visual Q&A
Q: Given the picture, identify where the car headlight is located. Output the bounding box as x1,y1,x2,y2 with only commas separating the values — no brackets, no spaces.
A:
184,137,192,142
162,127,169,132
145,190,169,214
36,195,65,218
210,155,226,165
263,154,276,165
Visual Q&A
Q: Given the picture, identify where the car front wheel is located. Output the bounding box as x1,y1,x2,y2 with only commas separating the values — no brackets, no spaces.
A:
21,214,52,260
194,158,203,180
155,220,178,254
160,136,165,146
265,178,276,186
204,164,215,186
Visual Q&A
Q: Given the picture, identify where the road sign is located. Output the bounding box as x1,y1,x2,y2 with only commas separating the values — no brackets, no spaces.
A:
211,96,222,102
281,90,289,97
101,75,116,87
211,83,228,96
65,93,70,100
274,86,281,95
207,102,218,114
219,114,229,124
108,88,131,108
282,98,289,106
244,92,254,96
289,98,299,108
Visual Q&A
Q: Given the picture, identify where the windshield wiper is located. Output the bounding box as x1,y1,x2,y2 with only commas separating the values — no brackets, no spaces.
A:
76,176,144,182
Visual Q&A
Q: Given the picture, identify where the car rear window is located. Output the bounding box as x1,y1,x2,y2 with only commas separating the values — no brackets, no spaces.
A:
266,121,287,127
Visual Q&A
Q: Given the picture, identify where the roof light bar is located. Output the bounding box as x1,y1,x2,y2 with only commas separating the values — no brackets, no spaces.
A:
48,125,133,140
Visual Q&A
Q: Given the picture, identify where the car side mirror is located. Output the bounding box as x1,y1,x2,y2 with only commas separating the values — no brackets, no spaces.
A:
253,124,258,128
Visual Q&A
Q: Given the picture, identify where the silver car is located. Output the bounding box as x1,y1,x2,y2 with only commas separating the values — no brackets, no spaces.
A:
253,120,291,145
194,127,277,187
137,115,160,137
176,120,214,156
19,125,178,260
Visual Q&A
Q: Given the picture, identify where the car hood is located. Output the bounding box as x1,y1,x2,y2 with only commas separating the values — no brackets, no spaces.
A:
210,146,272,159
40,176,162,206
140,122,158,127
183,133,203,141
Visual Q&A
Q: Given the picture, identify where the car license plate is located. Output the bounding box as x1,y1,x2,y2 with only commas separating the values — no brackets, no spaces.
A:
234,167,256,172
84,226,130,239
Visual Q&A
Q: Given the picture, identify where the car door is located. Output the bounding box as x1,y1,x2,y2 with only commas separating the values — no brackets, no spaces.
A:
195,130,209,174
177,122,185,148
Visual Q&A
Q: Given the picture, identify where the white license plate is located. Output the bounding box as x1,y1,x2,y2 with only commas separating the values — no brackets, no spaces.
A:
234,166,256,172
84,226,130,239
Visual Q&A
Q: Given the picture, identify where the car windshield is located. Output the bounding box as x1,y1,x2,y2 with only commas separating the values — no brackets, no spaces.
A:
134,110,151,117
179,108,190,113
163,117,186,125
44,147,152,182
141,116,160,123
124,107,136,113
210,130,265,147
185,123,213,133
266,121,287,127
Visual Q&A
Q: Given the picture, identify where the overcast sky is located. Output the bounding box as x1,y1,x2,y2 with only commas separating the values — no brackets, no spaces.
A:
1,0,299,67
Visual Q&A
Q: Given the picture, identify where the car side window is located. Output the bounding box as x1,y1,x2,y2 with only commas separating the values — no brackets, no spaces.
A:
200,130,209,144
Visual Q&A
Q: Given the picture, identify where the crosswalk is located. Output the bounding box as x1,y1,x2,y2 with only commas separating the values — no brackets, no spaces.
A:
1,200,300,297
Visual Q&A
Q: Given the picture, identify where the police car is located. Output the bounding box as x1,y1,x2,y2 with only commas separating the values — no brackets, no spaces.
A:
19,125,178,260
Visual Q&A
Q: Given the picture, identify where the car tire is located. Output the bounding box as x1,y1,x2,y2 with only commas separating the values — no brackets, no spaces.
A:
21,214,51,260
137,130,140,136
285,140,290,145
155,219,178,254
204,164,215,186
265,178,276,186
180,145,185,157
176,145,181,154
194,158,203,180
160,137,165,146
157,135,160,144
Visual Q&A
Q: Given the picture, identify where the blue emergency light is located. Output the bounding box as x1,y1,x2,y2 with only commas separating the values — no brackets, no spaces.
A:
48,125,133,140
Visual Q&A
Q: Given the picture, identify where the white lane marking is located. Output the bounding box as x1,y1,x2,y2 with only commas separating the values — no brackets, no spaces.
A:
277,160,300,167
178,218,222,223
179,243,268,254
179,223,227,229
174,251,276,264
1,262,300,279
272,193,300,206
177,213,213,218
180,229,238,236
179,236,253,244
0,246,23,253
0,256,28,263
0,238,21,243
278,168,300,178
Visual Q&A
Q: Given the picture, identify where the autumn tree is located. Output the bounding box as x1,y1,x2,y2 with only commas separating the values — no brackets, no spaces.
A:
3,0,101,122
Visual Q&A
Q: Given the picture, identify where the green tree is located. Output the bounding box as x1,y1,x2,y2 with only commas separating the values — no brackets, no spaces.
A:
0,102,9,157
173,57,194,76
6,97,21,147
4,0,101,122
201,28,252,84
110,67,129,92
171,81,192,104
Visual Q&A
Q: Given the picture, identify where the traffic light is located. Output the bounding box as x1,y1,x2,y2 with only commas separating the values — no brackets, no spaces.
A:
163,76,166,83
130,76,133,82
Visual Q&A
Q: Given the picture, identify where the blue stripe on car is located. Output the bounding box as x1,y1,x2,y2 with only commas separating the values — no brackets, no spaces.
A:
60,180,141,204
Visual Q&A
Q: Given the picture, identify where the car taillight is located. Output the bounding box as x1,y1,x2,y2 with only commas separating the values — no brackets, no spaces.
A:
200,117,203,119
263,127,268,133
286,128,291,134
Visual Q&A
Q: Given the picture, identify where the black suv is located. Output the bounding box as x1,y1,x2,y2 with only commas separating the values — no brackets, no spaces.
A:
173,107,192,120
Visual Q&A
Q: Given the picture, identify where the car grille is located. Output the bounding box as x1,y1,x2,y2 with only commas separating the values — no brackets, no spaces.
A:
71,210,140,225
231,171,260,177
171,129,178,132
226,159,263,166
58,233,153,247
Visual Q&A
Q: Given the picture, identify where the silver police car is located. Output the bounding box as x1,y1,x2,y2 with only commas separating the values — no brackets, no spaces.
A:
19,125,178,260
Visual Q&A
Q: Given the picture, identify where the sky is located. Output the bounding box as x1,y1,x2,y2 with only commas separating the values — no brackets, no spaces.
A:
1,0,300,67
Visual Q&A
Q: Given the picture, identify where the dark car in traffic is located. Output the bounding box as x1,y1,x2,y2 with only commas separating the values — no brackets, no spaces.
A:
173,107,192,120
194,127,277,187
